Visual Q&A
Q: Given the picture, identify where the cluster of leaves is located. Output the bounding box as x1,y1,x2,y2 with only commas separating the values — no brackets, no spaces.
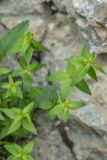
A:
48,47,105,121
0,20,105,160
4,142,34,160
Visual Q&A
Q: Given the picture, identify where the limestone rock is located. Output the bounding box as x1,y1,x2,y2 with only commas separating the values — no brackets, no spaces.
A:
66,68,107,160
0,0,85,72
72,0,107,53
53,0,74,14
0,0,44,15
32,117,75,160
0,1,107,160
0,24,6,35
43,13,85,71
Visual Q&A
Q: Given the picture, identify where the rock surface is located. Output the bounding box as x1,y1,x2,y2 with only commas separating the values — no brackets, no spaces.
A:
33,63,107,160
0,0,107,160
32,117,75,160
72,0,107,53
66,63,107,160
0,0,85,71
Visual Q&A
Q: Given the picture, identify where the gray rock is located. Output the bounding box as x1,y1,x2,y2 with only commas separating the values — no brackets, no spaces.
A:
43,13,85,71
32,116,75,160
53,0,74,14
0,24,6,35
0,0,51,41
1,1,107,160
0,0,44,15
0,0,85,72
33,129,74,160
65,69,107,160
32,63,107,160
72,0,107,53
3,56,19,69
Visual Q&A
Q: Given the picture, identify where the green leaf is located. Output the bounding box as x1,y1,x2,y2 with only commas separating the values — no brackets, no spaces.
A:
26,155,33,160
69,100,86,110
7,155,14,160
23,102,34,113
12,157,21,160
0,126,9,139
24,142,34,153
2,108,17,119
14,144,22,152
61,79,72,99
93,63,105,74
36,86,58,110
38,100,53,110
4,144,20,155
9,32,33,55
0,67,10,75
0,113,5,121
8,115,21,134
48,72,68,82
75,79,91,95
16,88,23,99
22,117,37,135
11,85,17,95
25,46,32,65
48,104,63,120
61,108,69,122
91,52,96,62
0,83,10,89
88,66,97,81
81,46,90,58
23,73,32,88
73,64,90,84
66,63,76,76
19,57,27,69
31,39,48,51
66,56,84,66
9,75,14,84
15,81,22,86
11,69,25,77
5,89,11,98
29,63,46,73
0,20,29,59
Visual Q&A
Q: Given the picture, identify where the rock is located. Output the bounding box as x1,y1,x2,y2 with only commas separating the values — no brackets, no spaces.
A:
0,0,44,15
43,13,85,71
72,0,107,53
1,16,49,41
33,67,48,85
53,0,74,14
65,68,107,160
33,129,74,160
0,0,50,41
0,0,85,72
1,0,107,160
2,56,19,69
0,24,6,35
32,59,107,160
32,116,75,160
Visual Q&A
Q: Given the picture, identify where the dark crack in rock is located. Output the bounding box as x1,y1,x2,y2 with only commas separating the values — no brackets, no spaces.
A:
32,116,75,160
